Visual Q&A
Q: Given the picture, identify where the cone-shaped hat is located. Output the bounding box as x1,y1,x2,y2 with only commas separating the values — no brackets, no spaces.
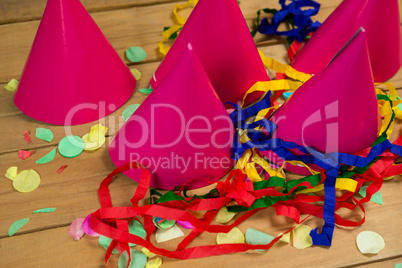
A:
109,44,234,190
291,0,402,82
151,0,269,105
14,0,136,125
271,29,378,154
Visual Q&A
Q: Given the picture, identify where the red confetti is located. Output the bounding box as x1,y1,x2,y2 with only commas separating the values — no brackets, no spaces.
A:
18,150,34,160
24,131,32,143
57,165,68,174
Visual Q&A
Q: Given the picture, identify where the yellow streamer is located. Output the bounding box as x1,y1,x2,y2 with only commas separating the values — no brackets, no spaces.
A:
158,0,198,56
297,178,358,194
258,50,312,83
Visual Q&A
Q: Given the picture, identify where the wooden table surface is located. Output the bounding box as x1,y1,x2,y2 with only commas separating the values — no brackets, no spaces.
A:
1,0,402,267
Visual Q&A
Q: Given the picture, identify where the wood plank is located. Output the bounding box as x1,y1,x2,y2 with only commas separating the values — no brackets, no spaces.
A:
0,176,400,267
0,0,347,84
0,0,179,24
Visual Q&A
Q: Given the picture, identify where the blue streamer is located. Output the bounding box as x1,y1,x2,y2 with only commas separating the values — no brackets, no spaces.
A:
257,0,321,42
229,96,399,246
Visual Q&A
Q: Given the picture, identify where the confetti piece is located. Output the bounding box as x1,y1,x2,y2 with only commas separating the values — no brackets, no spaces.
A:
141,248,156,258
216,227,245,244
395,264,402,268
122,104,141,122
35,128,54,142
176,220,194,229
18,150,34,160
358,186,383,205
33,208,56,214
4,79,19,92
90,124,108,136
153,217,176,229
99,235,119,254
82,133,105,151
155,224,184,243
126,47,147,63
118,249,147,268
8,218,30,236
130,68,142,80
245,228,274,245
356,231,385,254
292,225,313,249
283,92,293,99
215,207,237,224
279,232,290,243
57,165,68,174
128,220,147,247
145,257,162,268
5,166,18,180
82,215,100,237
58,135,85,158
35,148,56,164
13,169,41,193
139,86,153,94
68,218,85,241
24,131,32,143
82,124,108,151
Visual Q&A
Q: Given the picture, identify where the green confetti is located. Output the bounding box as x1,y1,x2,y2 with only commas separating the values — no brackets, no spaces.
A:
139,86,153,94
35,148,57,164
99,235,119,254
245,228,274,246
4,79,19,92
122,104,141,122
358,186,383,205
128,220,147,247
8,218,30,236
33,208,56,214
118,249,147,268
126,47,147,63
395,264,402,268
35,128,54,142
58,135,85,158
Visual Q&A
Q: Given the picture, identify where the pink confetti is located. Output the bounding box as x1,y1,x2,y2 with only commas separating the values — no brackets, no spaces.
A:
68,218,85,241
177,220,195,229
24,131,32,143
18,150,34,160
82,215,100,237
57,165,68,174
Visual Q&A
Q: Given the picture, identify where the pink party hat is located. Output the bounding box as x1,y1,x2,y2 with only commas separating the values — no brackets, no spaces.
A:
109,44,234,190
14,0,136,125
151,0,269,105
291,0,402,82
270,29,378,154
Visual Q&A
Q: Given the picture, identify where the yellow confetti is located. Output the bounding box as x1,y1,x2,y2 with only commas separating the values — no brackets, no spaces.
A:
12,169,41,193
82,124,108,151
5,166,18,181
292,225,313,249
4,79,19,92
356,231,385,254
145,257,162,268
141,247,156,258
279,232,290,243
216,227,245,244
130,68,142,80
215,207,237,224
